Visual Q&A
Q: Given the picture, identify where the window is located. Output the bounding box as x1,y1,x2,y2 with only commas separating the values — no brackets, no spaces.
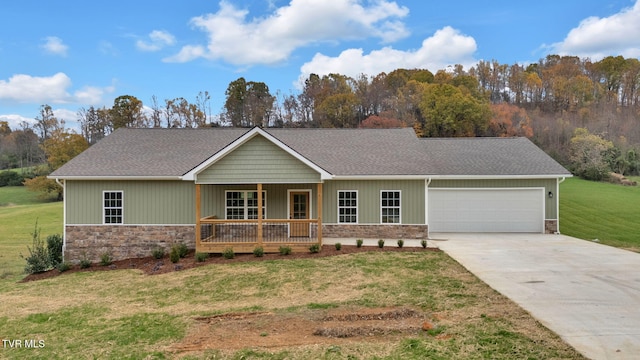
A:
103,191,123,224
225,191,266,220
338,190,358,223
381,190,401,224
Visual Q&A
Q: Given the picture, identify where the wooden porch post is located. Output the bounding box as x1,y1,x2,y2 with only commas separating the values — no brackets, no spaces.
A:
257,183,263,246
317,182,323,246
195,183,201,250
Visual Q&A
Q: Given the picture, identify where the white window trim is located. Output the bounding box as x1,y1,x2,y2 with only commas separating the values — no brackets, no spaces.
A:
103,190,124,225
380,190,401,224
224,190,267,220
337,190,358,224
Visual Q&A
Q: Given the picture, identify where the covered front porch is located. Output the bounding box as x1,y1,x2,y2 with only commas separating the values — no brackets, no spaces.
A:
195,183,323,253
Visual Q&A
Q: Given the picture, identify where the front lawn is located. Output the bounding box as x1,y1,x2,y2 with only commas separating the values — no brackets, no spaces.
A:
0,251,584,359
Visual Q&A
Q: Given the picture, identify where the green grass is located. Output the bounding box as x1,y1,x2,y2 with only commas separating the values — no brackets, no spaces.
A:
0,187,62,283
0,252,583,359
560,177,640,250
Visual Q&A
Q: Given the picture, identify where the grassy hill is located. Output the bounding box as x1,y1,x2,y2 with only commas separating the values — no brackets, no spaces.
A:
560,176,640,251
0,186,62,282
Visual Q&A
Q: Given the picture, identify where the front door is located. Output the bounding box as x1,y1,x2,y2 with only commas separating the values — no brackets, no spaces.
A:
289,191,309,237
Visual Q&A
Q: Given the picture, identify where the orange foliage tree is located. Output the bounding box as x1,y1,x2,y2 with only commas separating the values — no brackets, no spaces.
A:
487,103,533,137
359,114,405,128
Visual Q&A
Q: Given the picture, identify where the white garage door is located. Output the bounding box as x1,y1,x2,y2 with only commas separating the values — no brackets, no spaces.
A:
428,188,545,233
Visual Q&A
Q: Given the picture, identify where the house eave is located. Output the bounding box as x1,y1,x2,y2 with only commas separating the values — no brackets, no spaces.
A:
47,175,184,181
332,175,430,180
331,174,571,181
426,174,573,180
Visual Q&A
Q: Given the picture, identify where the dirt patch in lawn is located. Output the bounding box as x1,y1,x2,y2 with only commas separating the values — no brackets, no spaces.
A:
170,306,434,354
20,245,437,282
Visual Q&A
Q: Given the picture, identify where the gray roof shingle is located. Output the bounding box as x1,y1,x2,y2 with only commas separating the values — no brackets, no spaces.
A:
50,127,570,178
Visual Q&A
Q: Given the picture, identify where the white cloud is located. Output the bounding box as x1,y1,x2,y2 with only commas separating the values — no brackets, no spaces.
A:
0,109,83,132
297,26,477,86
0,114,36,129
0,73,113,106
136,30,176,52
41,36,69,56
549,0,640,59
99,41,119,56
0,73,72,103
164,0,409,65
164,45,206,63
74,84,115,105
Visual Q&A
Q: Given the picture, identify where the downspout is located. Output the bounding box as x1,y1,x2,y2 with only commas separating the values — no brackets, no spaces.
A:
425,178,431,239
556,177,566,234
55,178,66,260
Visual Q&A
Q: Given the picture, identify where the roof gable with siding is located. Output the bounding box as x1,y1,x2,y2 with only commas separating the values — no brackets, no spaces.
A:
196,134,322,184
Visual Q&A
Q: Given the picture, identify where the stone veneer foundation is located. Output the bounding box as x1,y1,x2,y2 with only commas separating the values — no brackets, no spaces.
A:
545,220,558,234
65,223,430,261
322,224,429,239
65,225,195,262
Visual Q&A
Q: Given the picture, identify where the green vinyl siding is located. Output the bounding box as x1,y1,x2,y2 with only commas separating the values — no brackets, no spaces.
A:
201,183,316,220
323,180,425,224
66,180,195,225
196,135,321,184
429,179,558,219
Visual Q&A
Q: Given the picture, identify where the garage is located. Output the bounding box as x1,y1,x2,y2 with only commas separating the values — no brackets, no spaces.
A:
428,188,545,233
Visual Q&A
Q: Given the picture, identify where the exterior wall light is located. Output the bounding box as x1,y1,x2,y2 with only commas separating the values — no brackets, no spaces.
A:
548,191,553,198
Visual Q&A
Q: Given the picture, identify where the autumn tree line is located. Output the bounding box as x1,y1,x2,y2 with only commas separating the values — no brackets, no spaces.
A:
2,54,640,195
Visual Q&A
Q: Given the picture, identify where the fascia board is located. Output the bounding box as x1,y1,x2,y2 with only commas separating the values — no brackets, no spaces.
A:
48,176,183,181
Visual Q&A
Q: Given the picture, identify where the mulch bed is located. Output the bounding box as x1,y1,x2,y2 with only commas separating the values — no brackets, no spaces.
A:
21,245,439,283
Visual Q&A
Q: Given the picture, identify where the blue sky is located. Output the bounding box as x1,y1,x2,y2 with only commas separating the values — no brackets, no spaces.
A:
1,0,639,130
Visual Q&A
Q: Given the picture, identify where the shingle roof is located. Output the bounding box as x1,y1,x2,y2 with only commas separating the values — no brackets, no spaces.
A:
50,127,570,178
418,137,572,176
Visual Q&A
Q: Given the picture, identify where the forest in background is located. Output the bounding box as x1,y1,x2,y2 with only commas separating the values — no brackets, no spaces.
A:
2,54,640,194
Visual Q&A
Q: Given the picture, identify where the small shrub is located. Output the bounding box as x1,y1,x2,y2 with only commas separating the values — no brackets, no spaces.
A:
22,222,51,274
397,239,404,248
57,261,72,273
309,243,320,253
356,239,363,248
169,246,180,263
279,246,292,255
378,239,385,248
253,246,264,257
421,239,427,249
176,243,189,258
222,247,235,259
151,246,165,259
334,242,342,251
195,252,208,262
100,252,113,266
0,171,25,187
46,234,63,267
79,252,91,269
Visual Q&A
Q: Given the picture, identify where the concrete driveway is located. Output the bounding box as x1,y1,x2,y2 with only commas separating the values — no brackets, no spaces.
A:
432,233,640,360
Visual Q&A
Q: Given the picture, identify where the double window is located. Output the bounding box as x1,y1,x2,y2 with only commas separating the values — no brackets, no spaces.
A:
381,190,401,224
338,190,358,223
225,191,266,220
103,191,123,224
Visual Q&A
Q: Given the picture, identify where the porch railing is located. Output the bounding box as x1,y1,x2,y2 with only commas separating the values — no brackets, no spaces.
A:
198,217,319,251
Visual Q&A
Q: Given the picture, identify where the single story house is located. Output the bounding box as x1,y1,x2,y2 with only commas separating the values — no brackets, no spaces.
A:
49,127,571,261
